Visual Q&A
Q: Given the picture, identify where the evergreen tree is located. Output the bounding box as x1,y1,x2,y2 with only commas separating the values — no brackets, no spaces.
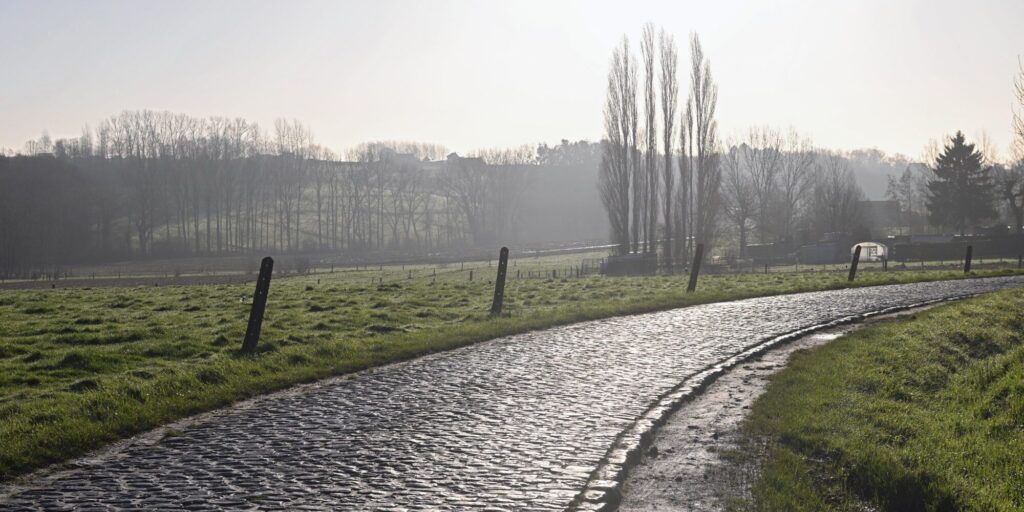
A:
926,131,995,235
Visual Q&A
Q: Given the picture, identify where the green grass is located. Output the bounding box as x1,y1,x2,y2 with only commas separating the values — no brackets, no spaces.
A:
0,253,1020,482
730,288,1024,512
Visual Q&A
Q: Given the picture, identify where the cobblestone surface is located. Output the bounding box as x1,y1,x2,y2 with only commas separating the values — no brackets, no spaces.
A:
4,277,1023,510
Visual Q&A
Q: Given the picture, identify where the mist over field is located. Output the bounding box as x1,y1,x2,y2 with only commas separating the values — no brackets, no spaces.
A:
1,0,1022,276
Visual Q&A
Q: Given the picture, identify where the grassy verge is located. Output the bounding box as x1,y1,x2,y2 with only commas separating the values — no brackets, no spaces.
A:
0,254,1020,482
730,288,1024,511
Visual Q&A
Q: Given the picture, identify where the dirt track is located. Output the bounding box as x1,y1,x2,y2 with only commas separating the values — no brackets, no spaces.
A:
618,307,932,511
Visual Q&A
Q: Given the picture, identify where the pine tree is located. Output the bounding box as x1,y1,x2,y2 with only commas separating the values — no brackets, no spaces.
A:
926,131,995,235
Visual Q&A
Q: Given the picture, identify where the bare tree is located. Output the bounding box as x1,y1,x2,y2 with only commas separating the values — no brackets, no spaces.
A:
676,102,693,263
720,144,755,258
473,146,534,243
640,22,659,254
811,152,864,236
658,28,678,268
1014,57,1024,160
886,163,930,235
777,130,816,242
1005,57,1024,233
688,33,721,256
744,126,783,243
439,153,489,245
599,36,637,255
995,164,1024,233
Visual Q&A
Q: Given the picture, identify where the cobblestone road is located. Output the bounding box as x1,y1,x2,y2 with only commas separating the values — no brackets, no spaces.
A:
5,277,1023,511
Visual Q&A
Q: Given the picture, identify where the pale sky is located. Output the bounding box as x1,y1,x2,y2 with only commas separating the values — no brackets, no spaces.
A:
1,0,1022,159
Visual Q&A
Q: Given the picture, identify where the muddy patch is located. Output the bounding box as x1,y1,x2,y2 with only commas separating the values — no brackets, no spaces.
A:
617,307,933,511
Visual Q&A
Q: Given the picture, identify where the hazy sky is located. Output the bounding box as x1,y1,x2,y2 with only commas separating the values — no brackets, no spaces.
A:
1,0,1022,159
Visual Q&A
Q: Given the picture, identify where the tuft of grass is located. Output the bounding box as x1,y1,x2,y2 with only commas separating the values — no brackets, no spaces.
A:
0,253,1020,482
729,288,1024,512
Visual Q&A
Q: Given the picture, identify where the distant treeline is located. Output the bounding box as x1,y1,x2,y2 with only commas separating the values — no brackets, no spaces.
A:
0,111,605,277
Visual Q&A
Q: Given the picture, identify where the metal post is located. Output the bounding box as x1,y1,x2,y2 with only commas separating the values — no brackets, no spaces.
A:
848,245,861,282
241,257,273,353
490,247,509,315
687,243,704,293
964,245,973,274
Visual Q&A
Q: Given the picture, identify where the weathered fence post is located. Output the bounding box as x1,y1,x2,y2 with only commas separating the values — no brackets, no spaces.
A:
687,243,704,293
964,245,973,274
490,247,509,315
241,257,273,353
469,270,473,281
848,245,862,282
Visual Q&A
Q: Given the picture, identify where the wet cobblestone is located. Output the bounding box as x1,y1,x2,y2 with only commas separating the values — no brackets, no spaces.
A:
4,277,1023,510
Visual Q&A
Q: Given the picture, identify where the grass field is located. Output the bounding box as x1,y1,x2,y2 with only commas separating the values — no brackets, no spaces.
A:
729,288,1024,511
0,252,1021,482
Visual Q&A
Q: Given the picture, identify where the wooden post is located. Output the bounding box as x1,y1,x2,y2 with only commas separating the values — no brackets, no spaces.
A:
469,270,473,281
490,247,509,315
241,257,273,353
687,243,704,293
964,245,973,274
848,245,861,282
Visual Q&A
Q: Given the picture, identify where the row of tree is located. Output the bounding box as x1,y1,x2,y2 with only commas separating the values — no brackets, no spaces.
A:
0,111,544,276
599,26,721,268
719,128,863,258
599,27,1024,263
